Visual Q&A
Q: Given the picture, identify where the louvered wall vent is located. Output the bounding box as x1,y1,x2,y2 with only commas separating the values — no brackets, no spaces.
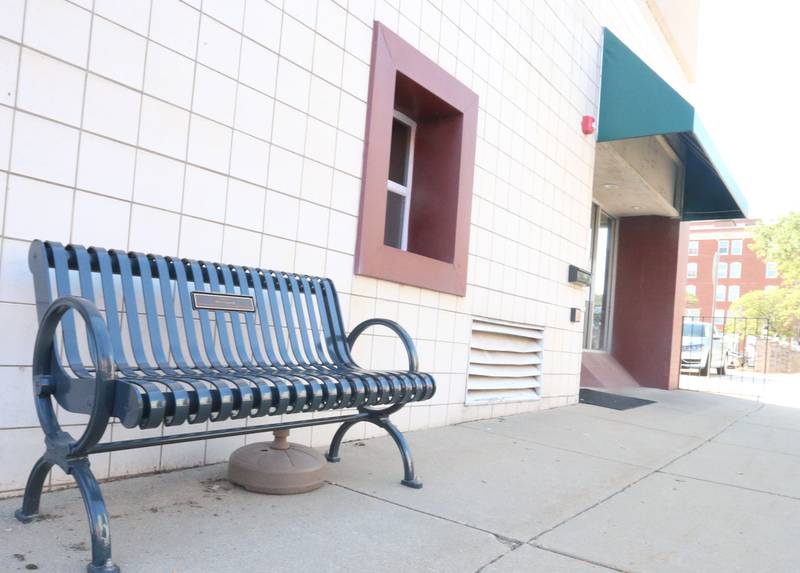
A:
466,318,543,404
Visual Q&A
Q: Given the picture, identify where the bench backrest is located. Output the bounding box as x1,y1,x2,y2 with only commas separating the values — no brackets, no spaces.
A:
29,240,355,378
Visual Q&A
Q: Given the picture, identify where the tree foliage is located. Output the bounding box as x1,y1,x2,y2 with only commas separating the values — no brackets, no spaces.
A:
728,287,800,338
751,212,800,285
743,213,800,339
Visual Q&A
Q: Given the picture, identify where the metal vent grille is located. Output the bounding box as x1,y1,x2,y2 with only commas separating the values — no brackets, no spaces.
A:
466,318,543,404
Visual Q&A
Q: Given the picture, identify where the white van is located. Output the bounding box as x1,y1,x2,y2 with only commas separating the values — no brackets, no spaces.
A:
681,321,728,376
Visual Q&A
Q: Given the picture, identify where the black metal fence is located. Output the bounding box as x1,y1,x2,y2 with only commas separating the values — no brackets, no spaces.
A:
680,314,770,381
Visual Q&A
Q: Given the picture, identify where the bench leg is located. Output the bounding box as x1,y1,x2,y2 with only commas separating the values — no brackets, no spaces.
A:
325,420,359,463
71,459,120,573
371,417,422,489
325,415,422,488
15,455,53,523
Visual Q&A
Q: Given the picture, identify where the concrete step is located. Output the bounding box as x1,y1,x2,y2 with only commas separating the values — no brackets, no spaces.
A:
580,351,641,390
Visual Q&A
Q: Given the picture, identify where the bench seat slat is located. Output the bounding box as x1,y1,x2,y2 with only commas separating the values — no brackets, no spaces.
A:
94,248,139,378
221,265,257,367
51,243,93,379
113,368,433,428
113,250,160,377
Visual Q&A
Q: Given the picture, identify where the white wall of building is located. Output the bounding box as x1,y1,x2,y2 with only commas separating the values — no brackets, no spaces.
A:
0,0,688,495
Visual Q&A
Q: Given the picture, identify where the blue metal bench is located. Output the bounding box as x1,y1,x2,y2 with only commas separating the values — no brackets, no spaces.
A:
15,240,435,573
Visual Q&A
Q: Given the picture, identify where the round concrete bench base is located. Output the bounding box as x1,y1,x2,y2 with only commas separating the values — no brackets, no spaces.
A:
228,431,326,495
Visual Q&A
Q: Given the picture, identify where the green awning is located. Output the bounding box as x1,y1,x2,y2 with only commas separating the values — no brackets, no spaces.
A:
598,28,747,221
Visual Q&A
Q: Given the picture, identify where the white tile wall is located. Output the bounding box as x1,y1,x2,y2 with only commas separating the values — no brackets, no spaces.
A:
17,48,85,125
144,43,195,108
84,74,141,144
77,133,136,200
0,0,690,495
88,17,147,89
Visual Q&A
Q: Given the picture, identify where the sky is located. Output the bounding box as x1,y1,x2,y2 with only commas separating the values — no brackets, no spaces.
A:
695,0,800,221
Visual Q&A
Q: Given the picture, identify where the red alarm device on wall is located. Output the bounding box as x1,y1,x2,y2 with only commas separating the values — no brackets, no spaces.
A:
582,115,595,135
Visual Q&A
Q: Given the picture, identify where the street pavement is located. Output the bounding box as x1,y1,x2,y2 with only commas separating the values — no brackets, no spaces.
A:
2,388,799,572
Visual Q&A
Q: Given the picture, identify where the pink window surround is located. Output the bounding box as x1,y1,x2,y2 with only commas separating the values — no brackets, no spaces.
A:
354,22,479,296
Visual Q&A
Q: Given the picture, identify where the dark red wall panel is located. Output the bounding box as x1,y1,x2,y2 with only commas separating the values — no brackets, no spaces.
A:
611,216,687,389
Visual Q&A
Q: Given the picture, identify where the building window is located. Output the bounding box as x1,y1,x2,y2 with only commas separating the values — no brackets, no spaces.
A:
717,262,728,279
688,241,699,256
687,262,698,278
686,285,696,296
384,111,416,250
686,308,701,318
766,262,778,279
714,308,725,325
731,239,743,255
716,285,726,301
355,22,479,296
718,239,729,255
729,261,742,279
728,285,740,301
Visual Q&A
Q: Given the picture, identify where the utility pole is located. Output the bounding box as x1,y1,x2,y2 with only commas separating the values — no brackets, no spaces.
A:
710,250,719,329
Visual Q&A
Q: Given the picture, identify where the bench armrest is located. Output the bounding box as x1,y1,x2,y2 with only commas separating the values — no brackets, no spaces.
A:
347,318,419,372
33,296,115,454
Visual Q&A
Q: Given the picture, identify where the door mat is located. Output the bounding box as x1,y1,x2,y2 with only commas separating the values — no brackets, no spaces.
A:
579,388,656,410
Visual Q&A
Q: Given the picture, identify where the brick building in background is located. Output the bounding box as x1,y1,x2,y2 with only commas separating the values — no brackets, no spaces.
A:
685,219,781,324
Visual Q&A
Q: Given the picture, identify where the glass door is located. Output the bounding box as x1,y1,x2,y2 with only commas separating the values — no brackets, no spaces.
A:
583,205,617,350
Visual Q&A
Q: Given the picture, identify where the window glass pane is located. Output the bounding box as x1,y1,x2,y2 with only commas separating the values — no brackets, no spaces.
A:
731,239,743,255
717,262,727,278
688,241,698,255
766,262,778,278
384,190,405,248
719,240,729,255
716,285,726,301
687,263,697,278
582,204,598,349
589,211,614,350
730,262,741,278
389,118,411,185
683,321,707,336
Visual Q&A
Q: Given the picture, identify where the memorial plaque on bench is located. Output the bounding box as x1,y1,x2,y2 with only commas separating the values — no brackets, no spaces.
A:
191,291,255,312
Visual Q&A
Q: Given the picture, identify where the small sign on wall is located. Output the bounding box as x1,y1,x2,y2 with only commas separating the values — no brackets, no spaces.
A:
570,308,583,323
568,265,592,287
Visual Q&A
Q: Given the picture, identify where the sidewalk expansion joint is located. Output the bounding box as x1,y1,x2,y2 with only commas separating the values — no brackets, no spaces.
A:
473,543,520,573
327,481,524,547
709,437,800,459
528,543,628,572
473,540,625,572
560,408,728,440
736,419,800,434
527,403,766,544
454,424,652,470
657,470,800,502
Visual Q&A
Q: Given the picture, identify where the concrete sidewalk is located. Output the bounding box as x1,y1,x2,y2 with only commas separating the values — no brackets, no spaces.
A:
2,388,800,572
